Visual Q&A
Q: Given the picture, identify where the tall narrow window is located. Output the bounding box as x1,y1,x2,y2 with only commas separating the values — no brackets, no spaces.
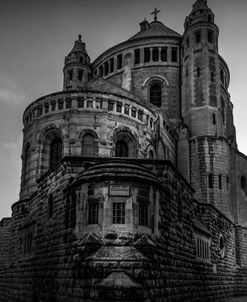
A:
44,103,49,113
50,138,62,168
77,97,84,108
144,48,150,63
124,104,130,115
82,134,95,156
78,70,83,81
108,100,114,111
88,202,98,224
197,67,201,78
137,110,143,121
51,101,56,111
66,98,72,109
58,99,63,110
110,58,114,73
104,61,109,76
195,30,201,43
212,113,216,125
211,72,215,82
68,70,73,81
161,47,167,61
208,173,213,189
115,141,128,157
131,107,136,118
171,47,178,62
208,30,214,43
113,202,125,224
116,102,122,113
99,65,103,77
152,47,159,62
139,203,149,226
219,175,222,190
117,54,122,69
134,49,140,65
150,82,162,107
48,194,53,218
226,176,229,190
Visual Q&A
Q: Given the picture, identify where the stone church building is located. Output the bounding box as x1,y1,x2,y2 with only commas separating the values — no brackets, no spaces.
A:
1,0,247,301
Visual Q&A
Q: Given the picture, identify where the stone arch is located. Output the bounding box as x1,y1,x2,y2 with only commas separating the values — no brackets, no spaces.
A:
112,127,138,158
38,124,64,144
79,129,99,157
142,75,169,108
142,75,169,88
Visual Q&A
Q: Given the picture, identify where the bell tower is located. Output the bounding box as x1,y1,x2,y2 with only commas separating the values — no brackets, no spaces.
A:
181,0,221,137
63,35,91,90
179,0,236,220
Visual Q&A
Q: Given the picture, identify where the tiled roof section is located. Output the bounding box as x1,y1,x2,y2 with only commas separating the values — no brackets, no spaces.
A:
128,21,181,41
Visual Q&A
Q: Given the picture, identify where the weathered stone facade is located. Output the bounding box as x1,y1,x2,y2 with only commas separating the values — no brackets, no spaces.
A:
1,0,247,301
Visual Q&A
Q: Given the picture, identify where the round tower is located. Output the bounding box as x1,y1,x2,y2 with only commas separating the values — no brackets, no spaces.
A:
180,0,235,220
63,35,91,90
181,0,222,136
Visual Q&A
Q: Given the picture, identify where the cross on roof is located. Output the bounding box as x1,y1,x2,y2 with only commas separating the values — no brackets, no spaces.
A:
151,8,161,21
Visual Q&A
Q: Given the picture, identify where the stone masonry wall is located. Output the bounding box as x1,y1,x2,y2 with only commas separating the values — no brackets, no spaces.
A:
0,218,11,266
0,159,246,301
236,152,247,226
190,137,232,220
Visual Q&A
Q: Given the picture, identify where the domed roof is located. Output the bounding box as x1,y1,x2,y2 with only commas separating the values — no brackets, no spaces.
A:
128,20,181,41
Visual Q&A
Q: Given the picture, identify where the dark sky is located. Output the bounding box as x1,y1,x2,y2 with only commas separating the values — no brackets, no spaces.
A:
0,0,247,218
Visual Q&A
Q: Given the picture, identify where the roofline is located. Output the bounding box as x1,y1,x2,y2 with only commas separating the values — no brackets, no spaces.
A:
22,87,157,120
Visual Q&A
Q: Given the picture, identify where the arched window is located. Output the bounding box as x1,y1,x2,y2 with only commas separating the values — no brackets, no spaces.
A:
23,143,31,185
116,141,129,157
241,176,246,191
82,134,95,156
50,138,62,168
150,83,162,107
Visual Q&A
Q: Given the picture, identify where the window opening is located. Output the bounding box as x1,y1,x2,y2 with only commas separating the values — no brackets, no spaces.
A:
144,48,150,63
115,141,128,157
82,134,95,156
161,47,167,61
50,138,62,168
113,202,125,224
117,54,122,69
208,173,213,189
150,83,162,107
88,203,98,224
134,49,140,65
152,47,159,62
139,203,149,226
171,47,178,62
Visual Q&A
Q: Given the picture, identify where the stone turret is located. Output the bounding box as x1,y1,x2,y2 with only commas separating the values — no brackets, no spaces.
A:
63,35,91,90
180,0,235,220
181,0,220,137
